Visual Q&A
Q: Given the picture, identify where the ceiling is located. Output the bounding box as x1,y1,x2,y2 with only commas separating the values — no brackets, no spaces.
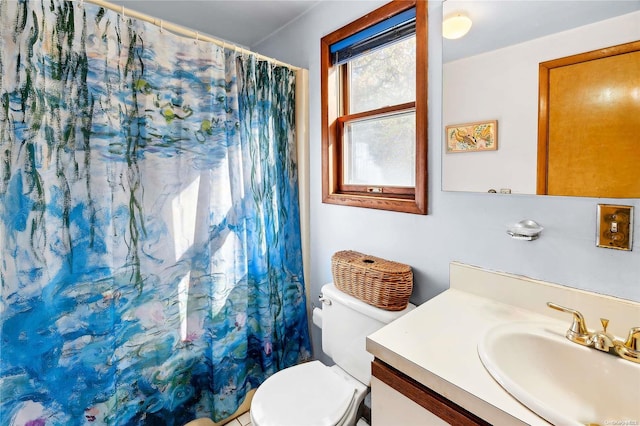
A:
110,0,322,48
443,0,640,62
108,1,639,58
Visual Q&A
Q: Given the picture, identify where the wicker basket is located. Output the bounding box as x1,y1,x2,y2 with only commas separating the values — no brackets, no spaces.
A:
331,250,413,311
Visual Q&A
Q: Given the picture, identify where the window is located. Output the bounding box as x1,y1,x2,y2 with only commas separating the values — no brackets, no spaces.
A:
321,0,428,214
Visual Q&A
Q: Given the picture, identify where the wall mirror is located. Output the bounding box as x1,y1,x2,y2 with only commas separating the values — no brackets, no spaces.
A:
442,1,640,197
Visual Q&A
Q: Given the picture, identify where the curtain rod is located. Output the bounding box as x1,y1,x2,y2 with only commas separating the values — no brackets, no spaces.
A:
76,0,301,71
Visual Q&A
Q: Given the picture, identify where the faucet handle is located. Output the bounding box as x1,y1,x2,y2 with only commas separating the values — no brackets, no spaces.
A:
615,327,640,363
547,302,590,345
624,327,640,350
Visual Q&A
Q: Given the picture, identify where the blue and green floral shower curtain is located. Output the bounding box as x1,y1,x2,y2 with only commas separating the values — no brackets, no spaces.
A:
0,1,311,424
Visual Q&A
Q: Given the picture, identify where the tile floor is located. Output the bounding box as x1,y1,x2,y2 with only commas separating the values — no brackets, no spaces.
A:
222,411,251,426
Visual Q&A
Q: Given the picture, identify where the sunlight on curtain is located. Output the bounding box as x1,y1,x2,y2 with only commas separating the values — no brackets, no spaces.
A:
0,1,311,424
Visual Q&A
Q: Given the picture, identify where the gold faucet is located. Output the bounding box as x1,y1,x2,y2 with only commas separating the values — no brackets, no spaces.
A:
547,302,640,363
590,318,615,353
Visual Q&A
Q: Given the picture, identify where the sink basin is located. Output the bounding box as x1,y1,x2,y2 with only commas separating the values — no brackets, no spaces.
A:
478,321,640,426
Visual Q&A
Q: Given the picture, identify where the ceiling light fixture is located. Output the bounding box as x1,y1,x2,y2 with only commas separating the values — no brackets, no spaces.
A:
443,14,472,40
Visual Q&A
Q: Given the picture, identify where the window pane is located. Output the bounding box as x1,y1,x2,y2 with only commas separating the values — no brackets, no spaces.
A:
349,36,416,114
343,111,416,187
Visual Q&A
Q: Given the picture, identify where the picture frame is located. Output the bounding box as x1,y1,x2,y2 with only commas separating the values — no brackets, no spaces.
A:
445,120,498,153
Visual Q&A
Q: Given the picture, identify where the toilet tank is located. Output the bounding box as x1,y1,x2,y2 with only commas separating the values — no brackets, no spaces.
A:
320,283,414,385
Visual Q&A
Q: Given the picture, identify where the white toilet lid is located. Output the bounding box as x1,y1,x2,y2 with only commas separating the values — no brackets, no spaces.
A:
251,361,357,426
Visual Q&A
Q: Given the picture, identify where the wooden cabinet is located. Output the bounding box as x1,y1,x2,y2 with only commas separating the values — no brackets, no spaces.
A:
371,359,491,426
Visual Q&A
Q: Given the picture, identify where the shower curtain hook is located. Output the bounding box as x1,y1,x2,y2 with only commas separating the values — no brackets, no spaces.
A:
159,20,163,33
121,5,126,20
78,0,84,9
195,32,199,44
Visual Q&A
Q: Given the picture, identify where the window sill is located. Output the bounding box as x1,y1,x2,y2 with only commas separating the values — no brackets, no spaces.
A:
322,192,427,215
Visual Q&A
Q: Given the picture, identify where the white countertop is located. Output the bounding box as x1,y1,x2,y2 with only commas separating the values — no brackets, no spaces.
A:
366,262,640,425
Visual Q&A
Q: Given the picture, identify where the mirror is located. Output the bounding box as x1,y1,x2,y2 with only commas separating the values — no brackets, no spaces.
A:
442,1,640,197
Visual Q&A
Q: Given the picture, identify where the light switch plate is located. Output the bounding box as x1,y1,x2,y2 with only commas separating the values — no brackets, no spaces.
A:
596,204,633,250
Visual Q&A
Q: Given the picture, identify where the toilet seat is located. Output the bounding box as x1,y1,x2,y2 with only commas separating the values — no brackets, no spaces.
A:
250,361,359,426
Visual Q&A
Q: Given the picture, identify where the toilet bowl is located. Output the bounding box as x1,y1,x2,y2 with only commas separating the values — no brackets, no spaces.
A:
250,283,414,426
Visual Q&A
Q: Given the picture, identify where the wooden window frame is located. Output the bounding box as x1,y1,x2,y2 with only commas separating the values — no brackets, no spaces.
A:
321,0,428,214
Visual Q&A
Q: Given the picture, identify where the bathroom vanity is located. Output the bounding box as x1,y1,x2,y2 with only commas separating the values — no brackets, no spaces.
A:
366,262,640,425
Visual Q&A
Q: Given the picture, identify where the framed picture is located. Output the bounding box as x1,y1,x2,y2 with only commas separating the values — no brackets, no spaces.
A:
445,120,498,153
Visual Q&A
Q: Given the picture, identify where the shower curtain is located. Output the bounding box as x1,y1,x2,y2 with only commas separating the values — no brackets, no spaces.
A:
0,1,311,424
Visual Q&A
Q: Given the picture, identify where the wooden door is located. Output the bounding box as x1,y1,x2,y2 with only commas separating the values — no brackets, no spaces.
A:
537,41,640,197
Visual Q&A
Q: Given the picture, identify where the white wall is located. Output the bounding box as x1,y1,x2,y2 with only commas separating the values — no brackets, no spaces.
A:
253,1,640,359
443,11,640,194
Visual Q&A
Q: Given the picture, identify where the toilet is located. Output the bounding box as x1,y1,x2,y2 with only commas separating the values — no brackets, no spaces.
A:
250,283,415,426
